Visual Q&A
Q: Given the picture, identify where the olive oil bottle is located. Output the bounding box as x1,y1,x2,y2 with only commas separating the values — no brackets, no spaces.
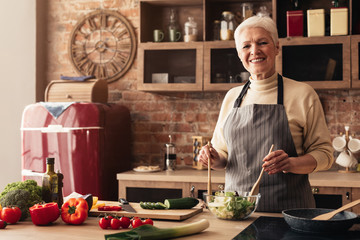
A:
42,157,59,203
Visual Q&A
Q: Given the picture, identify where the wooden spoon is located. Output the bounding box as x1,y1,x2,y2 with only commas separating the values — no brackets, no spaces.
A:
207,142,212,197
312,198,360,221
249,144,274,197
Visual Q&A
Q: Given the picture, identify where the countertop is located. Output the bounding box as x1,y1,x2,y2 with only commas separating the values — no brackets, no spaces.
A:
1,210,282,240
117,166,360,188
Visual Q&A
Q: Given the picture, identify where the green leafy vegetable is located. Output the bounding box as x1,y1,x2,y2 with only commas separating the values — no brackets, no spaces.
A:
104,219,209,240
0,180,42,220
207,191,257,220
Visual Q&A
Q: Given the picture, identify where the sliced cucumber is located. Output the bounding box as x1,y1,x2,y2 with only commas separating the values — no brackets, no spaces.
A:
140,201,167,210
164,197,199,209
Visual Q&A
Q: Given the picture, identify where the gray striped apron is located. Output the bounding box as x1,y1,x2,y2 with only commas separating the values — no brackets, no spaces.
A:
223,75,315,212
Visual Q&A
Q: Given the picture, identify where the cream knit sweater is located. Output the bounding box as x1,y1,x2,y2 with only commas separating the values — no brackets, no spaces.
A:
211,72,334,172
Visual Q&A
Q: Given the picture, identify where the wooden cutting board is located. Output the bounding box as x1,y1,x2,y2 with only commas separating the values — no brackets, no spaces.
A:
89,201,203,221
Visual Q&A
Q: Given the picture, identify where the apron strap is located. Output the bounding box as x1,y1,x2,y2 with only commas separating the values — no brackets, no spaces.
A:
234,74,284,108
233,80,251,108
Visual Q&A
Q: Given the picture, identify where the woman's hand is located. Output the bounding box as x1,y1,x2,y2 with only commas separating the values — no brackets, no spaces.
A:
262,150,317,174
198,144,226,169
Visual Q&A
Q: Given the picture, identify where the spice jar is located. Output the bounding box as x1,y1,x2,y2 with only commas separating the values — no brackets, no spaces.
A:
220,11,236,41
184,17,197,42
213,20,220,41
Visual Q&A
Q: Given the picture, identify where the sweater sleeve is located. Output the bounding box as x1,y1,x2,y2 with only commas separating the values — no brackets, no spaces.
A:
303,91,335,172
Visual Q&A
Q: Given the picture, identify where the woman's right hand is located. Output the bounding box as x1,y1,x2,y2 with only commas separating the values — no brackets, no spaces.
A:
198,144,225,169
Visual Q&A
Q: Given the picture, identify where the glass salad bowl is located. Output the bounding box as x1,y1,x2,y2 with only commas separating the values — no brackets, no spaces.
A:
204,191,260,220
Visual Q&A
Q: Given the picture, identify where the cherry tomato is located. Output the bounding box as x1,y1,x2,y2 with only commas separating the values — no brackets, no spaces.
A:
110,218,121,230
0,220,7,229
119,216,130,229
1,207,21,224
131,218,143,228
99,217,111,229
142,218,153,225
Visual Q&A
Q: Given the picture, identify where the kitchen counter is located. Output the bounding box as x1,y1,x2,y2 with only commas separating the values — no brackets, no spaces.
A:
1,210,282,240
117,165,360,188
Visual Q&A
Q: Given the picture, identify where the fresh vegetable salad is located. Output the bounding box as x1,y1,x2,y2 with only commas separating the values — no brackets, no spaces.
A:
206,191,260,220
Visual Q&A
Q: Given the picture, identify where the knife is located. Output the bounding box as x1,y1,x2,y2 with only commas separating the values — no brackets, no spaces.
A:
119,198,137,213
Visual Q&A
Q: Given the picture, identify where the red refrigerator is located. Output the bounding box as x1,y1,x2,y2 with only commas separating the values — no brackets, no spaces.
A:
21,102,132,201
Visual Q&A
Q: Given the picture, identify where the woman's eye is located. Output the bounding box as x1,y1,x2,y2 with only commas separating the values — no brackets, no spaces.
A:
259,41,268,45
242,45,250,49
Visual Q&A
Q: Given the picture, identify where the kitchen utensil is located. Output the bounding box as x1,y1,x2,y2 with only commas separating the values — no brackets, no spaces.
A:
312,199,360,220
282,208,360,233
119,198,137,213
207,142,212,196
249,144,274,197
91,201,202,220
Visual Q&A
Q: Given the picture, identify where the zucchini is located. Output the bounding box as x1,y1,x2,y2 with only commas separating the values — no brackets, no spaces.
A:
140,201,166,210
164,197,199,209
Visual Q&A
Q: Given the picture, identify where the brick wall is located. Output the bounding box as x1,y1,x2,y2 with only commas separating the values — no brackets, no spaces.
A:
43,0,360,168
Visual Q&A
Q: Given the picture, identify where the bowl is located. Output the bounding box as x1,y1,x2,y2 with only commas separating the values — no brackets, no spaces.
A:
204,191,260,220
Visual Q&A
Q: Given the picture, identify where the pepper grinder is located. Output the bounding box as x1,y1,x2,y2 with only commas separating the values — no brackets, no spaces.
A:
166,135,176,171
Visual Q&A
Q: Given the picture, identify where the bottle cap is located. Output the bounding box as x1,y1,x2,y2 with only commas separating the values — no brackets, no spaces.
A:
46,157,55,164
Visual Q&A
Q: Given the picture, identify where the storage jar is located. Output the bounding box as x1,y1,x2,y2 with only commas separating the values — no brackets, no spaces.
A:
220,11,236,41
330,7,348,36
286,10,303,37
307,9,325,37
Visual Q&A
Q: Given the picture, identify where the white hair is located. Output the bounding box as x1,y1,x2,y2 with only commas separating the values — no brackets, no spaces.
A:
234,15,279,49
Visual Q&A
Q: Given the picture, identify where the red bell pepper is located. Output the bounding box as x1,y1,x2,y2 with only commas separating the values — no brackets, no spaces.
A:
29,202,60,226
0,206,21,224
61,198,88,225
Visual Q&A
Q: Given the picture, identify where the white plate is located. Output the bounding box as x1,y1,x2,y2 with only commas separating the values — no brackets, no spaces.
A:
133,166,161,173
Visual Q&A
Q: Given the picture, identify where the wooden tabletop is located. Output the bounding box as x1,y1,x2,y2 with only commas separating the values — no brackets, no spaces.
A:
1,210,282,240
117,166,360,188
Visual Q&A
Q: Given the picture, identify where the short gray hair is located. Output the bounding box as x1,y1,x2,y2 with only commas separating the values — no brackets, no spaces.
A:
234,15,279,48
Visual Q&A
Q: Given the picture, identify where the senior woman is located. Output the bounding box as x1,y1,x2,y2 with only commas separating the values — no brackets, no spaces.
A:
199,15,334,212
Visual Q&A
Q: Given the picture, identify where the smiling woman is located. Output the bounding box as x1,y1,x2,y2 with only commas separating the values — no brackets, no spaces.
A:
198,15,334,213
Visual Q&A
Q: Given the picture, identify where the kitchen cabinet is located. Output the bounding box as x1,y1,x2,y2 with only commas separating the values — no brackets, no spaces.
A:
351,35,360,88
352,188,360,214
311,186,351,209
138,0,359,91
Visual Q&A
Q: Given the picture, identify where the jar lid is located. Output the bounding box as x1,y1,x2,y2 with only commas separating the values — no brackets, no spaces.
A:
222,11,234,16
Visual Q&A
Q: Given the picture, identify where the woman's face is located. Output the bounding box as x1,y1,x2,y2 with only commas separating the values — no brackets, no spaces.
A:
237,27,279,80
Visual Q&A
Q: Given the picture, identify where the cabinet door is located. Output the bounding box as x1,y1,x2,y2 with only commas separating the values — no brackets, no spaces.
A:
312,186,351,209
276,36,351,89
137,42,203,91
351,35,360,88
352,188,360,214
204,41,247,91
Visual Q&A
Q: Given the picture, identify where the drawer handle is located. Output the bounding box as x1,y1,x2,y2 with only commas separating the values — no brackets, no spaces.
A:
312,188,319,194
66,94,72,99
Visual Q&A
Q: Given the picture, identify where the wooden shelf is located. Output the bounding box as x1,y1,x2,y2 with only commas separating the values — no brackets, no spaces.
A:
138,0,359,92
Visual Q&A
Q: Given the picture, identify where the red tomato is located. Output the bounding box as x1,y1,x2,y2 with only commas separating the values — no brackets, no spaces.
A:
1,207,21,224
61,198,88,225
119,216,130,229
131,218,143,228
99,217,111,229
0,220,7,229
110,218,121,230
142,218,153,225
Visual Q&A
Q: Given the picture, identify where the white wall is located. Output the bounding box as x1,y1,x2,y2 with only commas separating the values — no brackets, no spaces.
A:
0,1,36,191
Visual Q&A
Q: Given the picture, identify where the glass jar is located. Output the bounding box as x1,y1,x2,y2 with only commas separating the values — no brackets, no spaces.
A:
241,3,253,21
213,20,220,41
220,11,236,41
256,6,270,17
184,17,197,42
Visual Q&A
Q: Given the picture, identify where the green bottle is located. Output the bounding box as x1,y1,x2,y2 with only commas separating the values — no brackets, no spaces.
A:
42,158,59,203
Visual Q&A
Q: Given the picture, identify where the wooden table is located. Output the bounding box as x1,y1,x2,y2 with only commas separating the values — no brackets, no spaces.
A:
1,210,282,240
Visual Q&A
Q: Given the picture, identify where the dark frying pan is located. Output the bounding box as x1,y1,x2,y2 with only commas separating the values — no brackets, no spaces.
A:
282,208,360,234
